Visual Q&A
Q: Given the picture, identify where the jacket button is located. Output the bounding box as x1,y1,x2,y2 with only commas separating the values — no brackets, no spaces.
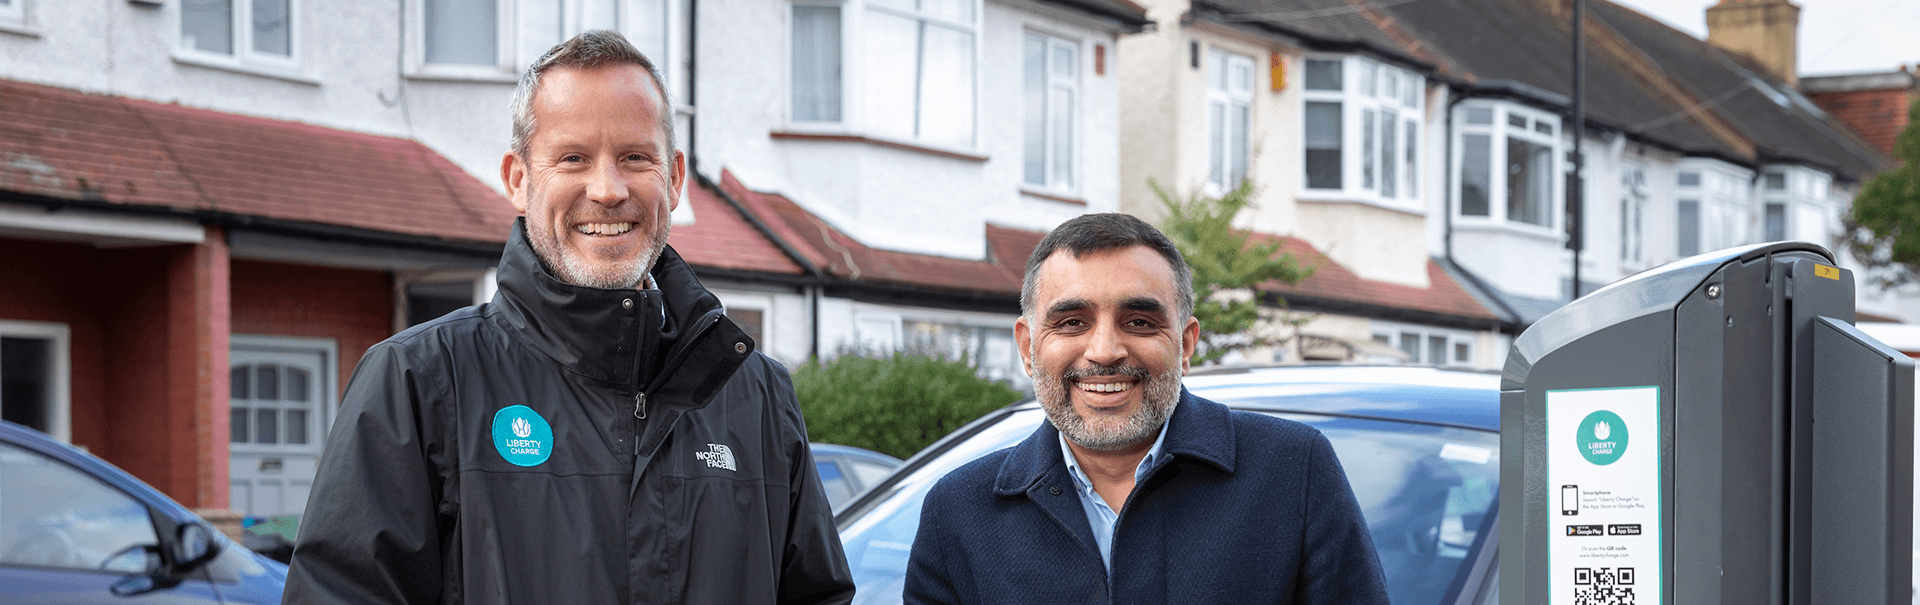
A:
622,298,633,310
1049,486,1062,496
734,342,747,354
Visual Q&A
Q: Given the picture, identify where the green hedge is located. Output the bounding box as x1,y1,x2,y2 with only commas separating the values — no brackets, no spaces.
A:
794,353,1026,460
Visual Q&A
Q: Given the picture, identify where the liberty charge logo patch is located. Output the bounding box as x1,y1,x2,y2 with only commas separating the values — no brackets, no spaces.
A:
492,405,554,467
696,444,737,471
1576,409,1628,466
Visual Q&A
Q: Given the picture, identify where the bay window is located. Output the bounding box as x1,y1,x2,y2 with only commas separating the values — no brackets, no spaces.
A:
1620,165,1646,267
1207,48,1253,192
1301,55,1423,208
1674,163,1754,257
1024,32,1077,191
1454,102,1560,228
786,0,978,149
415,0,685,95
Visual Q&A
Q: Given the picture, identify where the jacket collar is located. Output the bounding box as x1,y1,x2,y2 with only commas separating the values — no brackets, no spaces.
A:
992,387,1236,498
492,218,752,400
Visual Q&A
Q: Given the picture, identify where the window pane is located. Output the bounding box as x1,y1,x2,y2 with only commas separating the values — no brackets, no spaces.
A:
425,0,497,65
1678,199,1700,256
1460,134,1491,216
1381,109,1398,198
1404,75,1420,107
1533,120,1553,136
1230,60,1251,94
1022,34,1046,185
230,407,249,443
1304,101,1343,189
1455,342,1471,363
1397,331,1420,360
918,23,975,147
230,366,250,401
1383,70,1398,101
1,338,51,433
1405,121,1418,196
251,0,291,56
1426,335,1446,366
1304,59,1342,91
921,0,972,23
1208,102,1225,187
519,0,564,68
730,308,765,345
182,0,234,54
578,0,619,31
860,10,918,140
1051,42,1073,79
1229,103,1249,187
287,368,309,402
792,6,843,122
0,443,159,572
256,408,279,445
1465,106,1493,125
1507,113,1527,128
630,0,668,65
287,409,309,445
1765,173,1786,190
1360,60,1376,97
255,365,279,401
1207,51,1226,91
1362,110,1375,190
1051,87,1074,188
1506,136,1552,226
1765,203,1787,241
1678,171,1700,187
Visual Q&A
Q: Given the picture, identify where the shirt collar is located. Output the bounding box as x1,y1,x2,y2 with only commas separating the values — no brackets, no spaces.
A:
1058,414,1173,494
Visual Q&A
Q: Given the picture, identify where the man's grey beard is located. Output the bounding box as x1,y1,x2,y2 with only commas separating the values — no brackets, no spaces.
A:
1034,360,1182,452
525,200,670,289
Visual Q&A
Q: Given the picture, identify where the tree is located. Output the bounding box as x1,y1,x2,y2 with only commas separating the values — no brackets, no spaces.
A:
1845,97,1920,287
1154,179,1315,365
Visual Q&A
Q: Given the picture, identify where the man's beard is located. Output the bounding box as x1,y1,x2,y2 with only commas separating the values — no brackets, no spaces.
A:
525,190,670,289
1033,360,1182,451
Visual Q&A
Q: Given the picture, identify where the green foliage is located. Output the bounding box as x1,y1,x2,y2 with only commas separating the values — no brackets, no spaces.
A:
793,353,1025,460
1154,179,1314,365
1846,97,1920,287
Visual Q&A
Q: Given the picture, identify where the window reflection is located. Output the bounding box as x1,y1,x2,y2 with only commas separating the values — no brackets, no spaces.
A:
0,443,158,572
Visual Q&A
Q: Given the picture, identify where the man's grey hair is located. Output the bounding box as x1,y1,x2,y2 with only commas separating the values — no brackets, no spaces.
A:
510,30,675,158
1020,213,1195,321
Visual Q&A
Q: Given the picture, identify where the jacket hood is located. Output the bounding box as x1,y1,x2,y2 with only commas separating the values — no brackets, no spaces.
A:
492,218,754,398
991,388,1237,497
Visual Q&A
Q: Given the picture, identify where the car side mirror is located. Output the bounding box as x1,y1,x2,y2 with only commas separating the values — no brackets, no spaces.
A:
173,524,218,569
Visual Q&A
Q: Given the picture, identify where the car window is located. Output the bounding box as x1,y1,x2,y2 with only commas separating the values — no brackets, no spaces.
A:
836,406,1500,605
817,460,855,510
0,442,159,573
1274,413,1499,605
848,460,895,490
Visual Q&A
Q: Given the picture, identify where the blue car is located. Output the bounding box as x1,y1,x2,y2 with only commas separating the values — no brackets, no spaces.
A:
834,365,1502,605
0,420,287,604
811,443,905,514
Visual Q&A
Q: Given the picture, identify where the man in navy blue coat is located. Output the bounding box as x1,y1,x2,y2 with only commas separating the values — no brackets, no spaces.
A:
904,213,1389,604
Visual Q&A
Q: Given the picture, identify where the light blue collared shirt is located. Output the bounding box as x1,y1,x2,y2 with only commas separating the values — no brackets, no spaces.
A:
1058,419,1172,572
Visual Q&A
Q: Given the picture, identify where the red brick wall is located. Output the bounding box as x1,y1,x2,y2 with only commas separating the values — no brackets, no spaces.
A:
230,260,394,400
0,238,113,453
1809,87,1915,157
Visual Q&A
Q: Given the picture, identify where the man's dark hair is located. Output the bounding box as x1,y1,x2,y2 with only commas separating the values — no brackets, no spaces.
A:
1021,213,1195,320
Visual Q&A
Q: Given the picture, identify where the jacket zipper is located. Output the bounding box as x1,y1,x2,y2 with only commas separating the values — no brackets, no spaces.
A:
632,313,723,421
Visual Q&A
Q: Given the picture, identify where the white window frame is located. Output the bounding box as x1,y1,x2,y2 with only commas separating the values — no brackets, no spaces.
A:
407,0,690,101
1370,323,1475,367
1620,164,1647,269
781,0,982,152
1300,55,1424,211
1759,165,1837,249
1453,101,1562,232
0,0,30,35
0,319,72,442
1021,30,1079,193
174,0,304,76
1673,159,1753,259
228,334,339,456
1206,48,1254,195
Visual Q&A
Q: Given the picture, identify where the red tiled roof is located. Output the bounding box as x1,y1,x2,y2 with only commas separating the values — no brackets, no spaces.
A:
716,169,1032,295
1252,233,1503,322
0,78,517,244
670,177,805,275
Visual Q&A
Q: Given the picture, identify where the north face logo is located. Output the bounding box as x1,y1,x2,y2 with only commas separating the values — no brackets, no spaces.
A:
695,444,737,472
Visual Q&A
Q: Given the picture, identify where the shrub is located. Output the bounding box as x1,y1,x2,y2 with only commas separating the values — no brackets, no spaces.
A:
794,353,1026,460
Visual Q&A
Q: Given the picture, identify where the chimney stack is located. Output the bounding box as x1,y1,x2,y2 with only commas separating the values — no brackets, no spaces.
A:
1705,0,1801,85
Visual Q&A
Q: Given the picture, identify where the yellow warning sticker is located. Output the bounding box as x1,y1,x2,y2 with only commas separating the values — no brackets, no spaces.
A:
1814,264,1840,280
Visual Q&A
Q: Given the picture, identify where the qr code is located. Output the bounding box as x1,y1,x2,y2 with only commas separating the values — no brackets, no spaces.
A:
1573,567,1635,605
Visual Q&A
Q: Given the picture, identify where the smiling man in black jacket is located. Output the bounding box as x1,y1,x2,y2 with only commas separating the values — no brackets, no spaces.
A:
284,30,854,605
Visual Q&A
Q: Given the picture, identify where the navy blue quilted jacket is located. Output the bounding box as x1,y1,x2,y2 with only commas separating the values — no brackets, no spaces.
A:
904,390,1389,605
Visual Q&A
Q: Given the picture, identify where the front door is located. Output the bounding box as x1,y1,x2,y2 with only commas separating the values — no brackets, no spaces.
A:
228,340,331,521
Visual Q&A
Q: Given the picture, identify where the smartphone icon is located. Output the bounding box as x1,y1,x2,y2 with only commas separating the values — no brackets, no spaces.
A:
1562,485,1579,516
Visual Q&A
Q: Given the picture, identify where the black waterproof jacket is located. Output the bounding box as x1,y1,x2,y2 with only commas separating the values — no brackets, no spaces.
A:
285,220,854,604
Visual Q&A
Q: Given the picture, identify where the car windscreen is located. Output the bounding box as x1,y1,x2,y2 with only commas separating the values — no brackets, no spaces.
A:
834,408,1500,605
